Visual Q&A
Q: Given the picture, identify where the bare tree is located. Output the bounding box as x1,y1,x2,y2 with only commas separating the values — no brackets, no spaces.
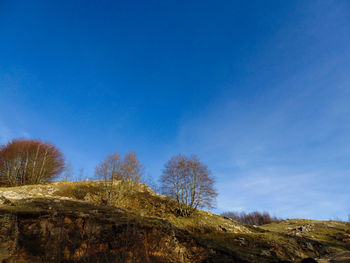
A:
160,154,217,216
121,152,144,182
77,168,85,181
95,153,122,204
0,139,65,186
61,160,73,181
95,152,144,205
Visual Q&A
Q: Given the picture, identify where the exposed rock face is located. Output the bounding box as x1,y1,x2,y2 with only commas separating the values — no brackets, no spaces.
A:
0,182,350,263
0,200,243,263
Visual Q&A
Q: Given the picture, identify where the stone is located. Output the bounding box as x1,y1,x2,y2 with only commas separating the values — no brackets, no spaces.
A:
260,250,271,256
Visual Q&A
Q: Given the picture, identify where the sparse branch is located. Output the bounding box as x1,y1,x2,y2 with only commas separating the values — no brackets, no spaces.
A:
95,151,144,205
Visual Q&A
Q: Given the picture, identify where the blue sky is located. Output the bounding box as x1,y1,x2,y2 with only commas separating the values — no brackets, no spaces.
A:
1,0,349,220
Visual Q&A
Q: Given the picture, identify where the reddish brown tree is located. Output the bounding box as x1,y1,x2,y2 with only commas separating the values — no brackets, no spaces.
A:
95,152,144,182
95,152,123,181
160,154,217,216
0,139,65,186
121,152,144,183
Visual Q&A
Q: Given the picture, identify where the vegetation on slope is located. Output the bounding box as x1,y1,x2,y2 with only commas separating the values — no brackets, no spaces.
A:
0,180,349,262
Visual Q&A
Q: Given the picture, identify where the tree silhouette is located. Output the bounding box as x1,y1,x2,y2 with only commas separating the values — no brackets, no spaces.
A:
160,154,217,216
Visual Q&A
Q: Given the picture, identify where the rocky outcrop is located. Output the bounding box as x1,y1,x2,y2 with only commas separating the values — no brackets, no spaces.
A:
0,199,243,263
318,251,350,262
0,182,349,263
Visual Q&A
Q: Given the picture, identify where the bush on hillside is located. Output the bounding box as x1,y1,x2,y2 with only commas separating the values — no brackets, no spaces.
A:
0,139,64,186
221,211,280,225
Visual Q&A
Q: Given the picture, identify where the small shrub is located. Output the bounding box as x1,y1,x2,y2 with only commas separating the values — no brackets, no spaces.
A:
55,182,102,201
221,211,281,225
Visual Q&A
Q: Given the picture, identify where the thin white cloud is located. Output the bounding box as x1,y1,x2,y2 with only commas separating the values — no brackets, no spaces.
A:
215,166,349,220
174,66,350,220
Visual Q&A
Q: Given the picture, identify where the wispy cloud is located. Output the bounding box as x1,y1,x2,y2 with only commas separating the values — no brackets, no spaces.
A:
174,56,350,220
216,166,349,220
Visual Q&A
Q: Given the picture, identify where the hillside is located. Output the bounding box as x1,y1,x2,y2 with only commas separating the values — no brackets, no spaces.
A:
0,180,349,262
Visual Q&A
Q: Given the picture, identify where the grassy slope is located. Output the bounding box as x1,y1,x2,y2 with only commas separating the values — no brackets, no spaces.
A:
0,180,349,262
